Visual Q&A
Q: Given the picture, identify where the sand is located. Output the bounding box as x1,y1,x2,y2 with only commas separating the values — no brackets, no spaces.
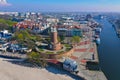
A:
0,58,73,80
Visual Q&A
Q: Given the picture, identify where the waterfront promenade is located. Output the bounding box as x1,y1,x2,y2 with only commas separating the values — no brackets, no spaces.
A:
70,27,107,80
72,39,107,80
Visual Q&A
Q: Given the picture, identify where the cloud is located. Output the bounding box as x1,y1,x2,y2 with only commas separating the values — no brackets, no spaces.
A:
0,0,11,6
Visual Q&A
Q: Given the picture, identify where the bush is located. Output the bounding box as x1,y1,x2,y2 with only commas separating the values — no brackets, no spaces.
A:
64,44,71,47
27,51,48,67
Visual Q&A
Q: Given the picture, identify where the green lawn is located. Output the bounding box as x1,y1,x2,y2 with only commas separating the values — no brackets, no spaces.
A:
0,18,17,26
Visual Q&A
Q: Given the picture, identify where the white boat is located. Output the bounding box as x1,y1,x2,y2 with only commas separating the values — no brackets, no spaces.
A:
96,38,100,45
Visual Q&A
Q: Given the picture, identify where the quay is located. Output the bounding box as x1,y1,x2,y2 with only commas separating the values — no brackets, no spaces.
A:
71,26,107,80
73,41,107,80
92,43,99,63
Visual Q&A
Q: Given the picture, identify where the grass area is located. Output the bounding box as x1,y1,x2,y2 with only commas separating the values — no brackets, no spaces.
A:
39,48,44,52
0,18,17,26
30,36,37,40
66,47,71,51
64,44,71,47
57,51,64,54
63,44,72,51
46,51,54,54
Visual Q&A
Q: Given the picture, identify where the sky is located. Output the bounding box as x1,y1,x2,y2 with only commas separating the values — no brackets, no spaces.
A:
0,0,120,12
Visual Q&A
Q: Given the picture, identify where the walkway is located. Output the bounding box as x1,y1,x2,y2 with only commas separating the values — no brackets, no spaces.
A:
70,28,107,80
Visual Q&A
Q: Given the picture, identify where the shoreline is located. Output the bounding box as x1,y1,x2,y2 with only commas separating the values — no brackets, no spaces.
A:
71,25,108,80
76,42,107,80
0,57,81,80
0,52,85,80
0,43,107,80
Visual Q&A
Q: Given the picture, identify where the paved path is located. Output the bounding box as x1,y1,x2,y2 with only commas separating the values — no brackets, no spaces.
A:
71,28,107,80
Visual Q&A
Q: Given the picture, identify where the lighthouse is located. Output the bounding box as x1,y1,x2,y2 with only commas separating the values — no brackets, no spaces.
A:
49,26,62,51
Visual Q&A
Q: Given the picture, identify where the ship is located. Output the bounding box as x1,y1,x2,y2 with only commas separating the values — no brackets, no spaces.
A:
95,27,102,35
96,38,100,45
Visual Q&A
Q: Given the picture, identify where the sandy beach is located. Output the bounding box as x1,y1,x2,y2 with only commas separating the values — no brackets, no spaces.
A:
0,58,75,80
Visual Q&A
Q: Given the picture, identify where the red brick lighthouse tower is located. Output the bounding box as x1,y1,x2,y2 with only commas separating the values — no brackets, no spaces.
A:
49,26,61,50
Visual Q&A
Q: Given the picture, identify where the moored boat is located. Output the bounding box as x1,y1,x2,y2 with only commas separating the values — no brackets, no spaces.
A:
96,38,100,45
95,27,102,35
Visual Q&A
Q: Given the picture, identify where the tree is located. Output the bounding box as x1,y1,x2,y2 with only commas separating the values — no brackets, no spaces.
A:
11,29,43,50
0,18,17,31
58,35,65,42
71,36,81,45
27,51,48,67
35,35,41,41
11,29,48,68
18,33,24,41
